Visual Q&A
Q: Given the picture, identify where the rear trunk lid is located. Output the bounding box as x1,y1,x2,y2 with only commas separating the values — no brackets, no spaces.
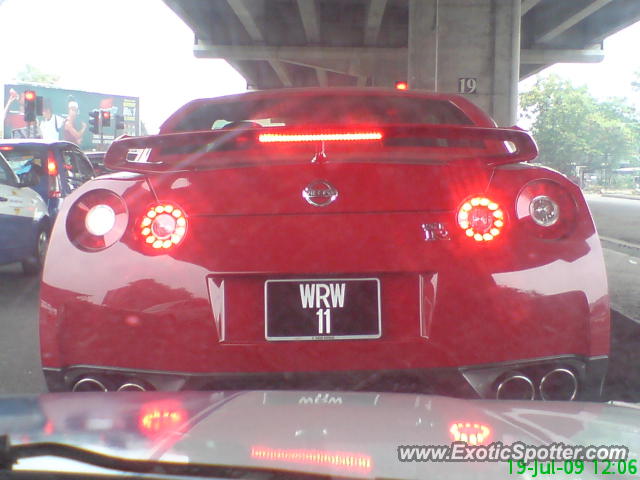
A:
146,162,493,216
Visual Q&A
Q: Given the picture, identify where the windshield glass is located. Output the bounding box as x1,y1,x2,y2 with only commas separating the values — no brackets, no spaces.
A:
1,0,640,478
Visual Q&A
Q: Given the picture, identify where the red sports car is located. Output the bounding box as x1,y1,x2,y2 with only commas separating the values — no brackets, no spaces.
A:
39,88,609,400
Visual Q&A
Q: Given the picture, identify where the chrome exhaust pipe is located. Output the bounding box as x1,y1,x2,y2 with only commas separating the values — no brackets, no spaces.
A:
539,368,578,401
496,373,535,400
117,382,147,392
72,377,108,392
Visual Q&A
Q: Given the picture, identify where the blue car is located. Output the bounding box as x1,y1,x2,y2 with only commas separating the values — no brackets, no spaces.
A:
0,151,50,274
0,140,95,219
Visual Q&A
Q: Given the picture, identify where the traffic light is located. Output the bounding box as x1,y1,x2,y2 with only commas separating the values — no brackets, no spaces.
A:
88,109,100,134
101,110,111,127
115,114,125,131
24,90,37,122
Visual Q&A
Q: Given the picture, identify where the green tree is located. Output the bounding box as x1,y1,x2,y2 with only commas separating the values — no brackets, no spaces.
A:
519,75,640,175
14,64,60,86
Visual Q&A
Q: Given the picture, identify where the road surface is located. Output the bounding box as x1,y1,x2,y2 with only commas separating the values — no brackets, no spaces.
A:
587,194,640,247
0,262,46,394
586,194,640,322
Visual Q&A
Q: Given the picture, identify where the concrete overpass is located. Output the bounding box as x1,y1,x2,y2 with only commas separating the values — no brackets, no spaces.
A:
163,0,640,125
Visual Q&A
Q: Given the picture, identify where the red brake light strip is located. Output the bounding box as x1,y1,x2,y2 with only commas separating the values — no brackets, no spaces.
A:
258,132,383,143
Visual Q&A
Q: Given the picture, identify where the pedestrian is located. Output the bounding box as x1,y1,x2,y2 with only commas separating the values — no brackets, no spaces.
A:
38,98,65,142
61,96,87,145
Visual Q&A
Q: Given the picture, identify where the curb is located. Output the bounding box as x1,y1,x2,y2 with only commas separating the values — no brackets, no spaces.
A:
600,193,640,201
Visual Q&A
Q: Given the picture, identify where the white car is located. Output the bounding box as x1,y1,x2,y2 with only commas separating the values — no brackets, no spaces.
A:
0,151,50,274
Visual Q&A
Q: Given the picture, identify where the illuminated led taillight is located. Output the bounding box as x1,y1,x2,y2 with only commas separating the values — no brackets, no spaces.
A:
251,446,372,472
449,422,491,445
516,180,576,238
66,190,128,251
140,204,187,249
258,132,383,143
457,196,504,242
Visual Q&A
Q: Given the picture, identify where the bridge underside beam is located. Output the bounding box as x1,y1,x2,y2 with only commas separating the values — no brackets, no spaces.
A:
166,0,640,125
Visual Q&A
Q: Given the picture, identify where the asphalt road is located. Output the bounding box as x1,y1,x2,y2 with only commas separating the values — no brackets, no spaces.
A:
585,194,640,322
0,262,46,394
1,194,639,399
587,194,640,247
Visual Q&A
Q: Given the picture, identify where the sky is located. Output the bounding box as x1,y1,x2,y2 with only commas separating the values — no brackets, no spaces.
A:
0,0,246,133
1,0,639,132
518,18,640,108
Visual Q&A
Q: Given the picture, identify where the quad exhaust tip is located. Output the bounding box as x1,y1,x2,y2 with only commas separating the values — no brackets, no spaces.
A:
71,377,108,392
117,382,147,392
495,373,535,400
539,368,578,401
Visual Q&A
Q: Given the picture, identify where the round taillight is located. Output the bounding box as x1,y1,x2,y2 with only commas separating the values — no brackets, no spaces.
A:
529,195,559,227
457,196,505,242
67,190,128,251
85,204,116,236
516,180,576,238
140,204,187,249
151,214,177,239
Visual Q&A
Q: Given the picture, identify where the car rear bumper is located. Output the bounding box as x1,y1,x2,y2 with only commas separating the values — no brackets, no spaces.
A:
43,354,607,401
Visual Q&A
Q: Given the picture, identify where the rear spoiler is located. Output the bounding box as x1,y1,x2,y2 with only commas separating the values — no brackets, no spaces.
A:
104,124,538,173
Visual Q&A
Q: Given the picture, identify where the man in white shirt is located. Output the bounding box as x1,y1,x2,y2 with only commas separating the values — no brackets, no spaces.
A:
38,98,65,142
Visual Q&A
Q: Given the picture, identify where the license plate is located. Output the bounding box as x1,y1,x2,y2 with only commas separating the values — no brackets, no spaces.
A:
265,278,381,341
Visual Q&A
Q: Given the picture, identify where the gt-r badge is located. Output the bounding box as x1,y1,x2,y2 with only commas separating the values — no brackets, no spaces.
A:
303,180,338,207
421,223,450,241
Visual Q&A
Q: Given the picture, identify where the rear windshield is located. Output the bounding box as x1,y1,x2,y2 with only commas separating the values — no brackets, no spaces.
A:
171,95,474,132
0,146,47,175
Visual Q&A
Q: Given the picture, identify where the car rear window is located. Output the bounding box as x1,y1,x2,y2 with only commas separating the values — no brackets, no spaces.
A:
60,150,94,190
0,146,47,175
171,94,474,132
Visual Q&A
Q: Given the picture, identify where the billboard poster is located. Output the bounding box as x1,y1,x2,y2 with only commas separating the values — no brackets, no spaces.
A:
2,83,140,150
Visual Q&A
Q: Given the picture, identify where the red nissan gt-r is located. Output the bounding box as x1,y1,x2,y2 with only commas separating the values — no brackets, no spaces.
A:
39,88,609,400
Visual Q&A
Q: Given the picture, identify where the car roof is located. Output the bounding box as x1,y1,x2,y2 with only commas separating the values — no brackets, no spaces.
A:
161,87,495,131
0,139,78,148
202,87,468,101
